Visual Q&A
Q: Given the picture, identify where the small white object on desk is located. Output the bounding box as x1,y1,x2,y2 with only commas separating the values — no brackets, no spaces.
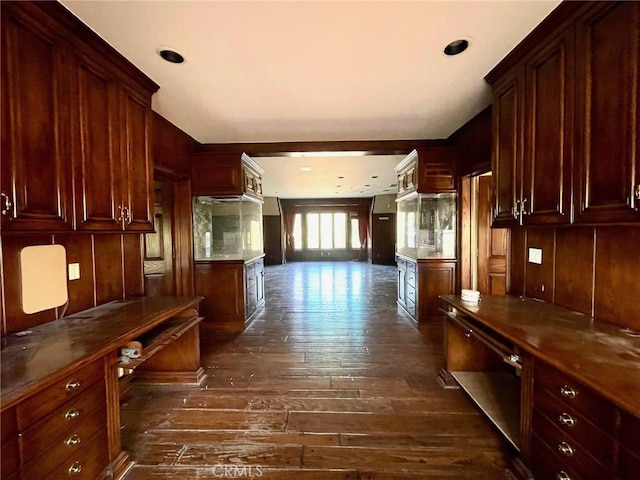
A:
461,289,480,304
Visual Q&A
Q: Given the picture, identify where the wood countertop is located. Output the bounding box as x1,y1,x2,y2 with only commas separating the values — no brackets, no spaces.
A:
0,296,203,410
440,295,640,419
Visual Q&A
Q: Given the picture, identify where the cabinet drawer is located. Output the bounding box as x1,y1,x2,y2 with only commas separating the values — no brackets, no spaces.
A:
406,260,416,274
406,269,416,288
406,284,416,304
397,258,406,272
533,385,615,469
532,408,611,480
1,437,19,478
618,447,640,480
534,361,616,432
531,433,580,480
20,380,106,463
17,357,104,430
44,429,109,480
620,410,640,447
22,407,107,479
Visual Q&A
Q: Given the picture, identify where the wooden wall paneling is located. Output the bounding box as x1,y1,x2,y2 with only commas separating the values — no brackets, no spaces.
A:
144,179,175,297
459,177,472,290
123,234,144,297
524,228,555,303
449,106,492,177
53,233,95,315
93,234,124,305
0,7,72,232
554,227,595,316
509,228,527,296
152,112,197,176
1,235,56,333
173,179,194,296
574,2,640,223
594,227,640,331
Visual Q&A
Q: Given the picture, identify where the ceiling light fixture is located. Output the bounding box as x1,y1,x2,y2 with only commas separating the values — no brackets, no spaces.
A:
289,151,367,158
158,48,185,64
299,166,312,172
444,38,470,56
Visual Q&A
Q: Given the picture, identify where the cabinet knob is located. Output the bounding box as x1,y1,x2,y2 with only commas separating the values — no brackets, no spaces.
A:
556,472,571,480
68,462,83,475
64,408,80,420
1,192,12,217
560,385,577,399
558,412,576,427
65,434,81,447
558,441,575,457
65,379,81,391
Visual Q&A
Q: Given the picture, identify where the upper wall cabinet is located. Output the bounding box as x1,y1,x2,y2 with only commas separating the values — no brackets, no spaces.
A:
0,2,158,233
395,147,457,199
191,152,265,201
1,8,73,231
573,2,640,223
487,1,640,227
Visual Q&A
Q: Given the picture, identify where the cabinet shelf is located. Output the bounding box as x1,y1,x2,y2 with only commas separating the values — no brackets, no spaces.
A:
119,316,202,371
450,371,521,451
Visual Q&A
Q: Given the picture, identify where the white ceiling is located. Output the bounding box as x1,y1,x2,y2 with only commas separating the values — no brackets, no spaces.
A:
61,0,561,198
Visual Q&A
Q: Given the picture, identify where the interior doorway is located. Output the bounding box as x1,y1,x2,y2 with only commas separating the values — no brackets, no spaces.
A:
460,173,509,294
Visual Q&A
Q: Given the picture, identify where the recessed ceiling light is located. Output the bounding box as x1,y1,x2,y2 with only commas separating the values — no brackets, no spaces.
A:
372,176,379,179
158,48,185,64
299,166,312,172
338,176,344,179
444,38,470,56
364,184,370,187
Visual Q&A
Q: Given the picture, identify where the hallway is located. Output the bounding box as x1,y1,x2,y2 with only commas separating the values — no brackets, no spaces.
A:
122,262,510,479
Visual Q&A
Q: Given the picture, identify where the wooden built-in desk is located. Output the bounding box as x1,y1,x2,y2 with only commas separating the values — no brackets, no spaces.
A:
0,296,204,480
440,295,640,480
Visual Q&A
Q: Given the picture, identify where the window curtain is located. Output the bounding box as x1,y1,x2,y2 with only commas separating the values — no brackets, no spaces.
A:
357,207,370,260
283,211,296,256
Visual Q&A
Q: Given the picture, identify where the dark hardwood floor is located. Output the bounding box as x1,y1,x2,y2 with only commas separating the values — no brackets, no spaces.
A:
121,262,511,479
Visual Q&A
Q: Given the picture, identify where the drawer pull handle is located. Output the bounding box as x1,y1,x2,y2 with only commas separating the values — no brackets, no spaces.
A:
556,472,571,480
558,413,576,427
64,408,80,420
68,462,82,475
558,442,575,457
65,379,81,391
560,385,577,399
65,434,81,447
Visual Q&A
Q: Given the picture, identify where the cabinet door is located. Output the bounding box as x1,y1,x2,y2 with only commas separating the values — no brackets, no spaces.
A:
418,261,456,321
523,31,574,225
0,9,72,231
492,67,524,227
71,53,121,231
121,85,154,231
574,2,640,223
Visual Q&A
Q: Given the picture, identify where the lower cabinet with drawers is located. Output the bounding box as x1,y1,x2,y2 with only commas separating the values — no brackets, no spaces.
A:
439,295,640,480
0,296,204,479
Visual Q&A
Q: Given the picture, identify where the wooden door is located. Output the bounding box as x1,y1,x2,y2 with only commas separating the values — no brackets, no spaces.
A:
71,53,121,231
523,30,574,225
492,67,524,227
0,8,72,231
121,85,154,231
574,2,640,223
144,180,175,296
371,214,396,265
477,176,508,295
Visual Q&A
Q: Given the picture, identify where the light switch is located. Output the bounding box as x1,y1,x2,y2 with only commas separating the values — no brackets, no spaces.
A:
528,248,543,265
68,263,80,281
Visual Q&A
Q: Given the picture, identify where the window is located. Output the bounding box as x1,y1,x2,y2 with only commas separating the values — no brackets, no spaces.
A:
295,211,351,250
351,217,360,249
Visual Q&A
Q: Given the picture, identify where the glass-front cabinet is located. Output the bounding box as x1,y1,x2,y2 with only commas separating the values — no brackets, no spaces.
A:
396,192,457,259
193,196,263,261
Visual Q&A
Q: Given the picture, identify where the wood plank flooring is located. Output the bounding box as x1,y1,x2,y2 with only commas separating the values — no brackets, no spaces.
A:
121,262,512,479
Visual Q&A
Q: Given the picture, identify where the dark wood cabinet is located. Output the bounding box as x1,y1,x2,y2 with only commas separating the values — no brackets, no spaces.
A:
0,7,73,231
574,1,640,223
523,30,574,225
192,152,265,201
488,1,640,227
395,148,457,199
0,1,158,234
491,67,523,227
